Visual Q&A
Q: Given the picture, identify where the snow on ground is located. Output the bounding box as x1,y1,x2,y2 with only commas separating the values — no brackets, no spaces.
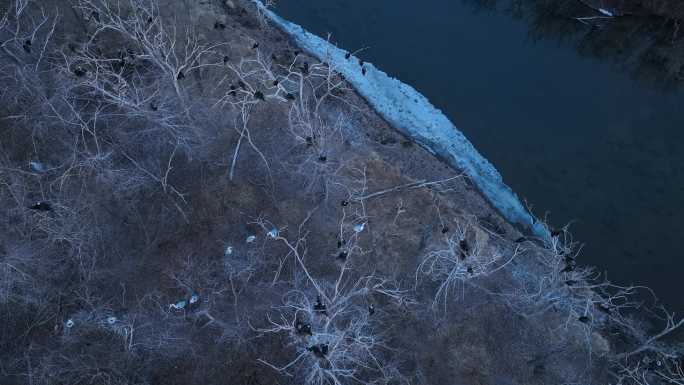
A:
252,1,550,241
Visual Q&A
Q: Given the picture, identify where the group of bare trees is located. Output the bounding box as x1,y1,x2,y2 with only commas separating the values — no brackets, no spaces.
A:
1,1,683,384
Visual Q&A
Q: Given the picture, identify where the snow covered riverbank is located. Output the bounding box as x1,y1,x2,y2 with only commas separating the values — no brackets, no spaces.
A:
252,0,550,241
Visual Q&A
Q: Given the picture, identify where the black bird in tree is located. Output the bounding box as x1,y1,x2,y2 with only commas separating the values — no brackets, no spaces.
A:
295,317,312,336
214,21,226,29
177,71,185,80
459,239,469,260
150,102,158,111
223,55,230,65
368,304,375,316
22,39,31,53
30,202,51,211
73,67,87,77
253,90,264,101
578,315,590,324
252,42,259,49
318,154,327,163
341,200,349,207
361,67,367,76
441,226,449,234
337,251,348,261
285,93,296,101
308,343,329,358
345,52,351,59
313,296,327,316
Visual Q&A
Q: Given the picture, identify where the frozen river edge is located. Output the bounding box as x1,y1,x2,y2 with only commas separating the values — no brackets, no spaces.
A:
252,0,551,241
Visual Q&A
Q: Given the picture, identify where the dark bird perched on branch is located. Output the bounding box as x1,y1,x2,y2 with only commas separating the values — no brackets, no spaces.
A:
337,251,348,261
459,239,469,259
30,202,51,211
22,39,31,53
337,238,345,248
253,90,264,101
252,42,259,49
345,52,351,59
150,102,158,111
147,16,153,24
308,343,329,358
214,21,226,29
318,154,327,163
74,67,87,77
285,93,295,101
441,226,449,234
313,296,327,316
578,315,590,323
368,304,375,315
223,55,230,65
176,71,185,80
301,62,309,75
295,317,312,336
361,67,366,76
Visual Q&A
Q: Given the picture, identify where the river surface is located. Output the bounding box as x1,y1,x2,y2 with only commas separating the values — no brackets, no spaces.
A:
274,0,684,312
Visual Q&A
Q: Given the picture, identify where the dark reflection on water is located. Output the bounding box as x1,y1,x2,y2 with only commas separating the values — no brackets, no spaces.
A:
274,0,684,312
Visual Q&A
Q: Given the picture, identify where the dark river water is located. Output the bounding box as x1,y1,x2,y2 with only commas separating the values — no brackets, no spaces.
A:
273,0,684,312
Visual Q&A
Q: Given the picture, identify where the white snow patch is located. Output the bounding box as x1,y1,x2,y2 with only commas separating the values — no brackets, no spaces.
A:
252,1,550,241
598,8,613,17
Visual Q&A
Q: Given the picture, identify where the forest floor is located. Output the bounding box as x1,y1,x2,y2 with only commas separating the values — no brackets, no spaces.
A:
0,1,681,384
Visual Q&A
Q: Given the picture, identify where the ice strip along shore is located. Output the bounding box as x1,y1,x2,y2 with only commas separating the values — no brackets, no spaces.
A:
252,1,550,241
